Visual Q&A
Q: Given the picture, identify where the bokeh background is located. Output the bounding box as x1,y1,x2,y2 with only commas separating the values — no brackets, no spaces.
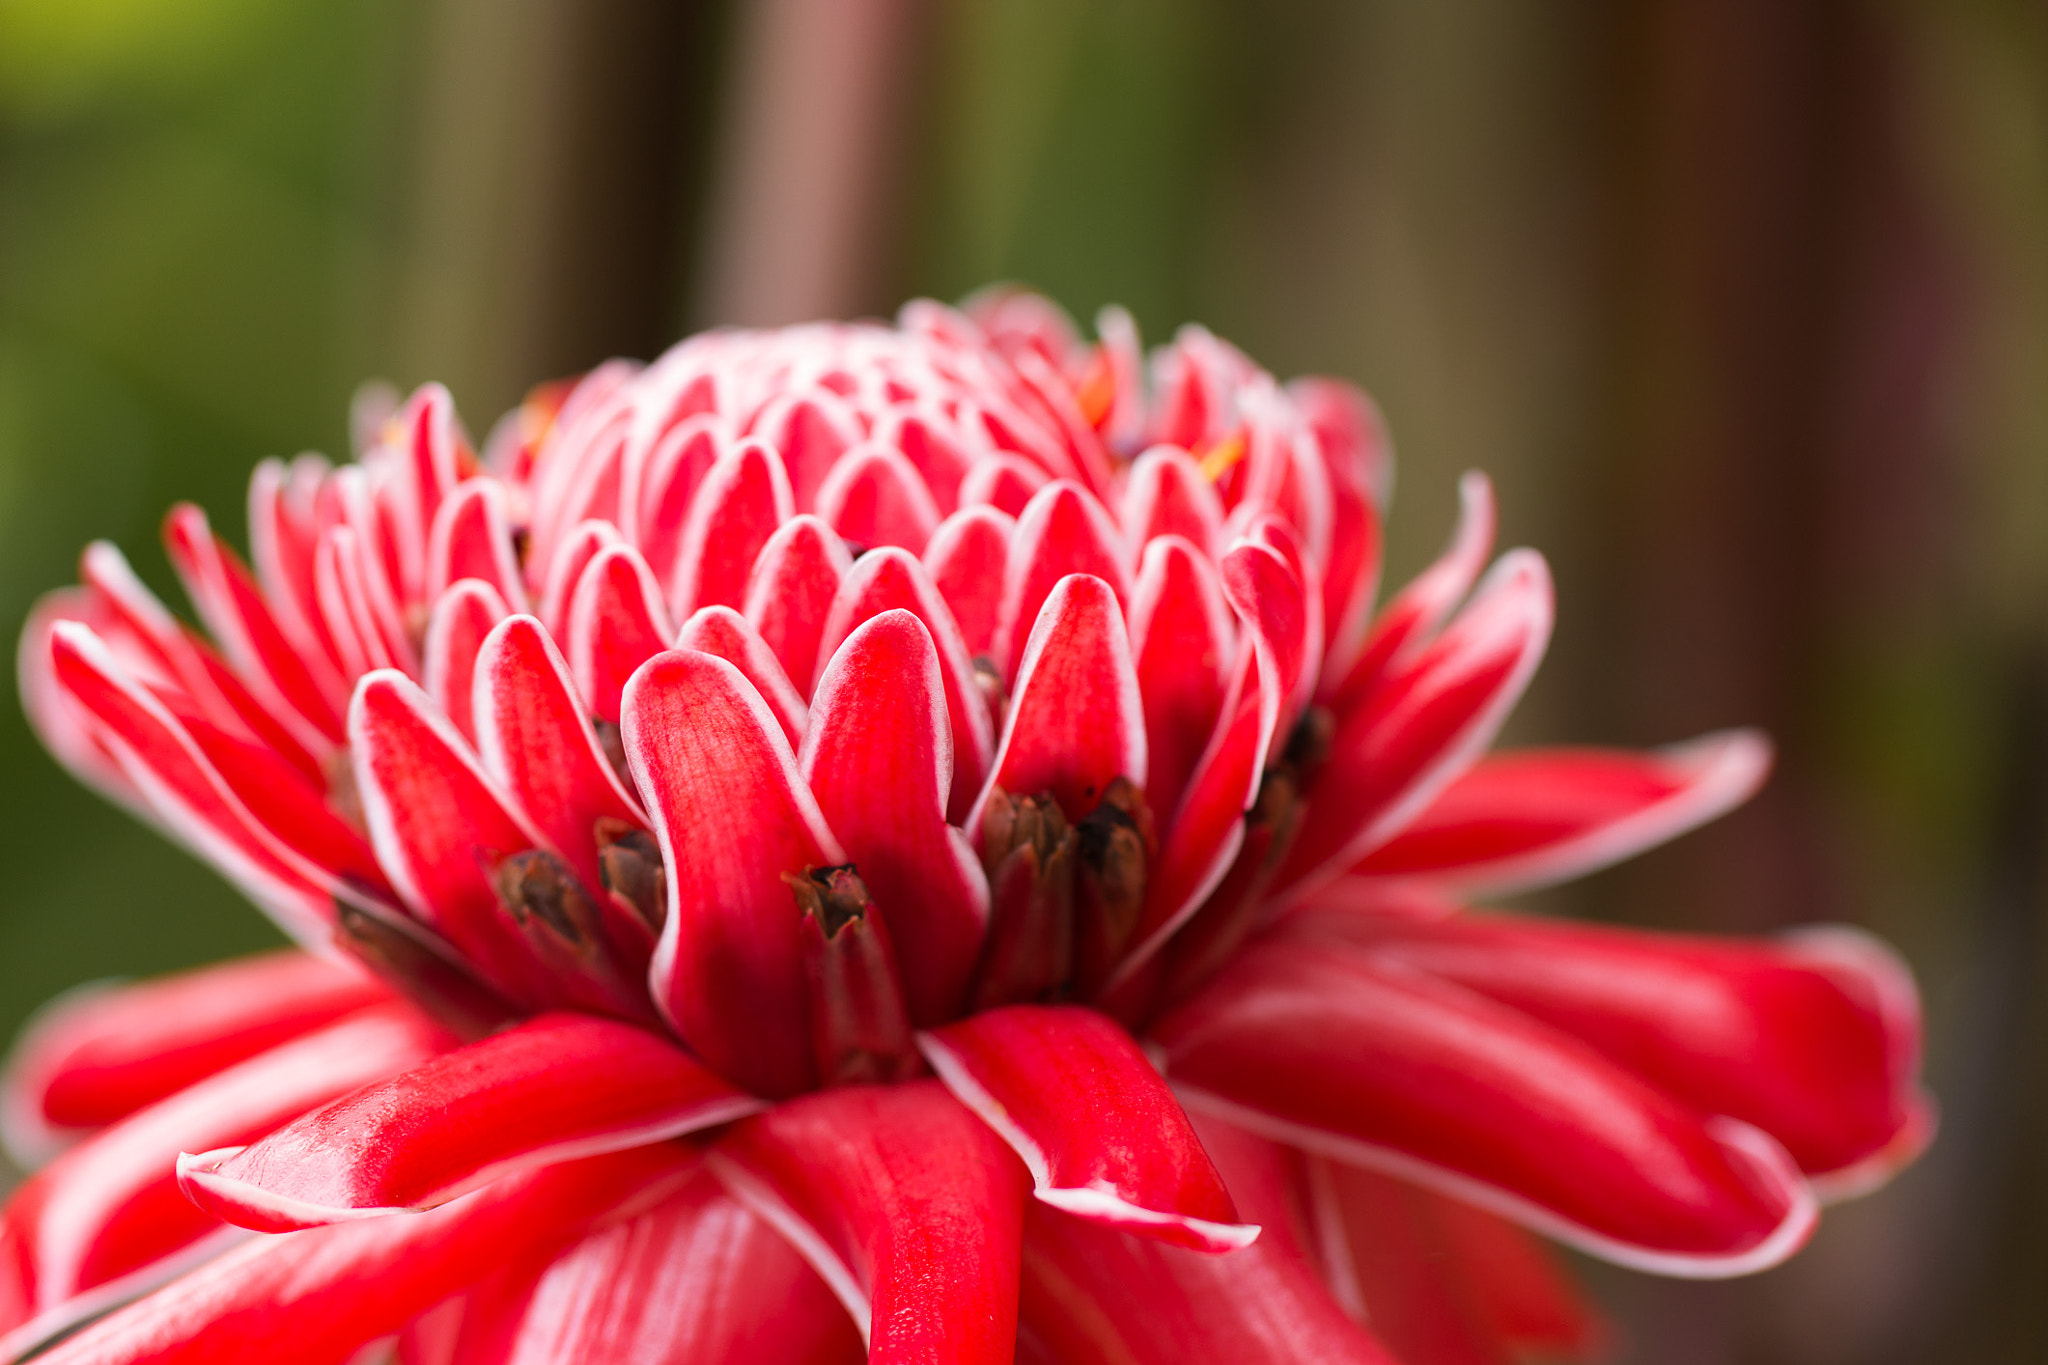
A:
1,0,2043,1359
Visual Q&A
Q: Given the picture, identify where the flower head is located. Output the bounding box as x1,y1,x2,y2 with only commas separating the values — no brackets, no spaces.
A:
3,289,1930,1364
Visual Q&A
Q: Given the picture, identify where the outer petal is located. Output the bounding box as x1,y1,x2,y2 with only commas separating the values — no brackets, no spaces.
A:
707,1081,1027,1365
920,1005,1254,1251
802,611,988,1027
566,545,675,725
2,952,388,1162
624,649,844,1097
1156,937,1817,1276
444,1176,862,1365
923,506,1014,659
1127,536,1234,833
28,1145,697,1365
813,547,995,822
0,1005,447,1359
1279,551,1554,900
970,574,1146,830
1291,908,1932,1190
1349,730,1773,896
742,515,853,701
1329,470,1494,703
177,1013,760,1231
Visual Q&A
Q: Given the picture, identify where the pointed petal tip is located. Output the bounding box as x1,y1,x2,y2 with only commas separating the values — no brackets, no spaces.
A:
1032,1184,1262,1253
176,1146,409,1234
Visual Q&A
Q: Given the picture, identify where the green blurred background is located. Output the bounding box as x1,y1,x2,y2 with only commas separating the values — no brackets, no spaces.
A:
2,0,2045,1359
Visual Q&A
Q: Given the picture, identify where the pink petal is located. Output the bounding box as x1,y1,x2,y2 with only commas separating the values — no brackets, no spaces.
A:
708,1081,1028,1364
1279,550,1554,900
996,481,1131,677
1122,447,1226,556
1127,537,1234,834
922,505,1014,660
674,607,809,751
1289,908,1932,1192
421,580,513,745
749,390,861,513
162,504,345,749
1155,937,1818,1276
668,440,795,618
178,1013,756,1232
565,544,675,724
1226,525,1318,729
1417,1185,1608,1362
813,548,995,821
0,1005,447,1356
348,670,558,1005
27,1145,697,1365
246,455,348,698
624,649,843,1097
444,1175,862,1365
2,951,389,1158
742,515,852,701
19,589,142,812
636,415,729,586
921,1004,1254,1251
471,616,651,933
1329,470,1494,705
959,453,1049,518
425,480,527,614
972,574,1146,832
534,520,623,640
802,611,989,1026
873,406,972,510
1348,730,1773,896
814,445,943,554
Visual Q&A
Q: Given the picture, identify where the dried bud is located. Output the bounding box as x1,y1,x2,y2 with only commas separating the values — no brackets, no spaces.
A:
333,900,515,1041
591,719,637,796
1074,777,1154,994
789,865,918,1086
595,816,667,932
970,790,1078,1010
492,849,602,952
971,655,1008,734
1281,705,1336,775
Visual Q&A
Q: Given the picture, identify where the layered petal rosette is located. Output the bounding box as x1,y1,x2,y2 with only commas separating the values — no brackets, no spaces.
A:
4,288,1931,1365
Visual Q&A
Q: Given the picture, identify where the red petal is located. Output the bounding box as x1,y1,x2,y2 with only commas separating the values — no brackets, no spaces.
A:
1427,1190,1608,1361
749,390,860,513
534,520,623,641
3,951,388,1157
873,406,973,510
923,506,1014,659
566,543,675,725
675,607,809,752
27,1145,697,1365
1279,551,1553,899
668,441,795,618
1127,536,1234,833
1291,908,1932,1190
177,1014,758,1231
1349,730,1772,896
636,415,729,586
1122,447,1226,557
421,581,513,745
921,1005,1254,1251
0,1005,446,1356
972,574,1146,830
959,452,1049,517
815,445,943,554
425,481,527,614
997,481,1131,676
445,1175,862,1365
802,611,989,1026
1156,937,1817,1276
471,616,650,918
247,455,348,697
624,649,843,1097
708,1081,1027,1364
742,514,853,701
814,547,996,821
348,671,556,1004
48,623,337,947
163,504,345,748
1330,471,1494,704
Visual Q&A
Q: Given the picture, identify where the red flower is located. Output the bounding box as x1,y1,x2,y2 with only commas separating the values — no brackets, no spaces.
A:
2,289,1930,1365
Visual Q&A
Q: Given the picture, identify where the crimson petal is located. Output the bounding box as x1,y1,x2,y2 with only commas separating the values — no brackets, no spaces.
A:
997,481,1131,677
742,514,852,702
421,581,513,745
708,1081,1027,1365
802,610,988,1026
1348,730,1772,896
923,506,1014,659
815,444,943,554
1127,536,1233,833
1156,937,1817,1276
565,544,675,725
624,649,843,1097
674,607,809,752
921,1004,1255,1251
668,440,795,618
177,1013,759,1232
29,1146,697,1365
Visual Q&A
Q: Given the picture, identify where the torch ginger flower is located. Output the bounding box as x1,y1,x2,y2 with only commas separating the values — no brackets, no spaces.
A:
1,288,1931,1365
